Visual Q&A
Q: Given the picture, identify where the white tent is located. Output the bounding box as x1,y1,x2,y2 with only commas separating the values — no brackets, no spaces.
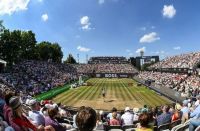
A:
0,59,6,67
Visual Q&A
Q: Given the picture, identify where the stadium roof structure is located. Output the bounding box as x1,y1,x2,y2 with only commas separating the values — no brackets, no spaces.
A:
0,59,7,66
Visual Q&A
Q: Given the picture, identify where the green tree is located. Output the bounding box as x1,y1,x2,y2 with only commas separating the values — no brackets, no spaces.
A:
50,43,63,63
0,22,62,65
36,41,51,61
0,29,21,65
0,29,37,65
64,54,77,64
11,30,23,64
0,20,5,33
21,31,37,60
36,41,63,63
0,29,12,64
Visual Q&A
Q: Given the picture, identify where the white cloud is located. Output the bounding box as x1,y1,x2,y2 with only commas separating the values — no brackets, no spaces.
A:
77,46,91,52
38,0,43,2
81,24,91,30
80,16,93,31
136,47,146,54
162,5,176,18
80,16,89,25
0,0,30,15
41,13,48,22
139,32,160,43
126,49,131,53
173,46,181,50
98,0,105,4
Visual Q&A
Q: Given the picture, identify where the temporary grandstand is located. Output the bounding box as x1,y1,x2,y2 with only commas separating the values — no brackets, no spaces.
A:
1,52,200,130
73,56,138,78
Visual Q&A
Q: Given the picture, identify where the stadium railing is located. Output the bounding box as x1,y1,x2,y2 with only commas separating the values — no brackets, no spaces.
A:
133,77,185,103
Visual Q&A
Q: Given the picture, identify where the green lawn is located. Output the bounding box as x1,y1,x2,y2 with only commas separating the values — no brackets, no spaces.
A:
52,78,172,110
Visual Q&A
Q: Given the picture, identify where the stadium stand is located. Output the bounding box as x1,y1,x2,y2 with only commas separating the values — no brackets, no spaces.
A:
1,80,200,130
1,85,200,131
136,52,200,99
149,52,200,69
137,72,200,98
0,60,77,95
88,56,129,64
1,52,200,130
72,56,138,78
138,71,187,89
73,64,137,74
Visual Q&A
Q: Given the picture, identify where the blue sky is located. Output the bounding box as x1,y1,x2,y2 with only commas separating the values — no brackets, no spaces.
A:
0,0,200,62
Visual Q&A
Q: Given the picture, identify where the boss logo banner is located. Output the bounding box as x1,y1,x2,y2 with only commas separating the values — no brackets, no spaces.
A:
94,73,131,78
105,74,117,78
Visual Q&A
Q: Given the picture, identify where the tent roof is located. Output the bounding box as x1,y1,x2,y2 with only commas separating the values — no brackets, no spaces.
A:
0,59,6,64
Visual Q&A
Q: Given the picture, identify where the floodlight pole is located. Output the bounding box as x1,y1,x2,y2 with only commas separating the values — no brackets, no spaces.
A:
77,54,79,64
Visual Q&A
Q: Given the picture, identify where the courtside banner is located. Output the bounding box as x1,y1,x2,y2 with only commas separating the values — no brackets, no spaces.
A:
94,73,133,78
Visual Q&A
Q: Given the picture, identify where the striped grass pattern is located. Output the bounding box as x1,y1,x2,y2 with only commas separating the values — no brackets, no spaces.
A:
53,78,171,110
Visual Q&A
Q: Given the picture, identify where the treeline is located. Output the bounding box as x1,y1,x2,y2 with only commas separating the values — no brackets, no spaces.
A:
0,21,76,66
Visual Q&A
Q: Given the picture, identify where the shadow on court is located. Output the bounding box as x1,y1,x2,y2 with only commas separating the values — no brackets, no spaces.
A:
104,99,115,103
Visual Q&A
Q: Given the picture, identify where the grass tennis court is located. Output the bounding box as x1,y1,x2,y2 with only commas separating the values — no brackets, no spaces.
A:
53,78,172,110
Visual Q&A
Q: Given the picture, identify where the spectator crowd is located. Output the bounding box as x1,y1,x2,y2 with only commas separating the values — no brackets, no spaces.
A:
138,71,187,89
0,60,77,96
0,52,200,130
73,64,137,74
137,70,200,98
178,75,200,97
149,52,200,69
1,81,200,131
136,52,200,99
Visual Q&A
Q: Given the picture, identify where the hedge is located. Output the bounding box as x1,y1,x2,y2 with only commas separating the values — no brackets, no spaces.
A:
35,77,89,101
35,85,70,101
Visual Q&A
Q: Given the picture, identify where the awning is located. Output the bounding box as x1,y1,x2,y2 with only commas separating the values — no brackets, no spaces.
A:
0,59,7,66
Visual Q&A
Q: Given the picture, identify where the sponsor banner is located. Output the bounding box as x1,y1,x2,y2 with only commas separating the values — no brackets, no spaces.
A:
105,74,117,78
95,73,132,78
